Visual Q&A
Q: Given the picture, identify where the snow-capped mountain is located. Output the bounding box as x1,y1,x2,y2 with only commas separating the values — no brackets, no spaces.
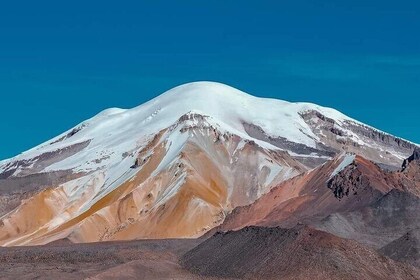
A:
0,82,416,246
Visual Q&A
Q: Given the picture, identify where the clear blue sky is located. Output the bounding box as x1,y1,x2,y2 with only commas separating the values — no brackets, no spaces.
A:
1,1,419,160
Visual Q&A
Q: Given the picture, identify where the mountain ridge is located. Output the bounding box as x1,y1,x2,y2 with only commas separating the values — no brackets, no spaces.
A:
1,81,417,164
0,81,418,246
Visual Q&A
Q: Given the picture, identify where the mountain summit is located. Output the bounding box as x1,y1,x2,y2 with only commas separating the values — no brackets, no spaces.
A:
0,82,417,246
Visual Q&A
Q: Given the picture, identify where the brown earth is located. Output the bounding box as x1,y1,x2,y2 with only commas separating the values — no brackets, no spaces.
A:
313,158,420,249
379,229,420,268
182,226,420,280
2,226,419,280
219,155,390,231
213,153,420,270
315,188,420,249
0,238,202,280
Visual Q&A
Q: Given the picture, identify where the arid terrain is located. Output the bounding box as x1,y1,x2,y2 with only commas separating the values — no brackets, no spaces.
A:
1,225,419,280
0,82,419,279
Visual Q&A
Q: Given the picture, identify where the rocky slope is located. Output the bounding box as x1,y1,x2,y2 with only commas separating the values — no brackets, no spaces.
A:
0,238,204,280
380,229,420,268
314,150,420,249
1,225,418,280
0,114,305,246
219,150,420,254
0,81,417,246
182,226,420,280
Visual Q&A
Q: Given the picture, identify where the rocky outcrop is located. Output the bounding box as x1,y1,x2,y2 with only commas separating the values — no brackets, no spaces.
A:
218,153,420,252
301,110,416,167
218,155,395,232
327,162,365,199
344,121,414,149
403,147,420,170
0,141,91,179
242,122,337,159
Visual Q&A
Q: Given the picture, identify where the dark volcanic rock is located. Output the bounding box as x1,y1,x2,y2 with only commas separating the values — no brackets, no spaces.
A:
403,147,420,170
49,124,86,145
327,162,366,199
242,122,337,158
182,226,420,280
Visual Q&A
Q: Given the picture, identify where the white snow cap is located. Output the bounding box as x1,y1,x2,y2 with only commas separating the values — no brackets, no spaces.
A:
0,81,385,170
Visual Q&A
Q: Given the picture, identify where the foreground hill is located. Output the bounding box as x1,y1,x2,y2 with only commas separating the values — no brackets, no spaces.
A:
182,226,420,280
1,226,417,280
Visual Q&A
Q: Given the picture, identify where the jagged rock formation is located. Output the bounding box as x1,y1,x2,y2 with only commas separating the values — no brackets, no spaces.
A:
218,153,420,252
403,147,420,170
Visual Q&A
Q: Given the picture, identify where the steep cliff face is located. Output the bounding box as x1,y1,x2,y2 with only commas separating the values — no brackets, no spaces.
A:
300,110,415,167
403,147,420,170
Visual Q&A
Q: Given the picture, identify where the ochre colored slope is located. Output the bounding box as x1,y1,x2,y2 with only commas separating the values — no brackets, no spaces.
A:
0,121,304,246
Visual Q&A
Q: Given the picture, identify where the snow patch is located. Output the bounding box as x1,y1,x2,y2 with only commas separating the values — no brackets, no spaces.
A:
330,154,356,179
